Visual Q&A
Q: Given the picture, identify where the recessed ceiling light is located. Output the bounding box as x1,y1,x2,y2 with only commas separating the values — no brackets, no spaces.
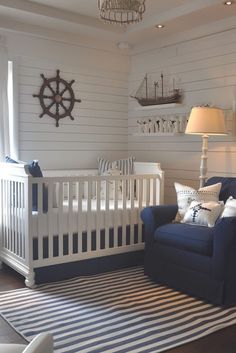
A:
117,41,131,50
155,24,164,29
224,1,233,5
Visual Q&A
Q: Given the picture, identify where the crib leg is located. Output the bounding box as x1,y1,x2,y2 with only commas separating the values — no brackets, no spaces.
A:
25,270,36,288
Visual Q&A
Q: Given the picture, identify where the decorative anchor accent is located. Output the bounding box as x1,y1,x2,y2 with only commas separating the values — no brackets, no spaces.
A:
33,69,81,127
190,203,211,223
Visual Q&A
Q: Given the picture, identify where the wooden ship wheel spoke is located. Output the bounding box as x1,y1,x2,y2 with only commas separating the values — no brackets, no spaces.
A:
33,69,81,127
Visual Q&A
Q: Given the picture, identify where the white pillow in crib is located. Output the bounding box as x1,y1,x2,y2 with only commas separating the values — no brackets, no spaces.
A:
174,182,222,221
221,196,236,217
182,200,224,227
100,164,123,200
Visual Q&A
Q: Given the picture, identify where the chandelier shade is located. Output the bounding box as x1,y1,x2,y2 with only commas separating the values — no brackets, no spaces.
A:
98,0,146,25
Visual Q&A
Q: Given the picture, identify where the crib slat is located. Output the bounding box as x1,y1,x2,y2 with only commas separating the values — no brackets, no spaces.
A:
13,180,16,253
138,178,143,244
105,179,110,249
20,182,25,258
9,180,13,252
68,181,73,256
0,180,4,248
146,178,150,206
5,180,8,249
48,181,53,259
87,180,92,253
130,178,135,245
153,177,157,206
16,182,22,257
12,180,18,254
96,179,101,251
6,180,10,251
4,180,8,249
0,180,2,249
113,179,118,248
77,181,83,254
37,182,43,261
3,180,6,249
15,182,19,256
122,179,127,247
58,182,64,258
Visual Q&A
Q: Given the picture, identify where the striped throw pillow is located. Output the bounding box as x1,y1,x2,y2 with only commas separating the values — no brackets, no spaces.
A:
98,157,135,175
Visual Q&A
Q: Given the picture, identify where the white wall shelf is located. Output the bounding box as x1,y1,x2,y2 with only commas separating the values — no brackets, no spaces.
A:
133,132,184,137
136,103,182,111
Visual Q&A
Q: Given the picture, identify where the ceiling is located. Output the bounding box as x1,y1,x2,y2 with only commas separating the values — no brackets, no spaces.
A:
0,0,235,49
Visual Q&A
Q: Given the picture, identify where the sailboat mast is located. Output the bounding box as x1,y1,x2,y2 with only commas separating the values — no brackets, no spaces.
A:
161,73,164,98
154,82,158,100
145,74,148,99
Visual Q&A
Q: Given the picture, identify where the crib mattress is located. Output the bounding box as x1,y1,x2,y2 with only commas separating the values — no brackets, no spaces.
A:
31,199,143,236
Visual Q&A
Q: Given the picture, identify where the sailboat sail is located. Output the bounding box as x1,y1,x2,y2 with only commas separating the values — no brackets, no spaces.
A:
131,73,182,106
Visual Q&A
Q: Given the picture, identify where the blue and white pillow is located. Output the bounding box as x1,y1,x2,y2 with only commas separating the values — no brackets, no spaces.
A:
98,157,135,175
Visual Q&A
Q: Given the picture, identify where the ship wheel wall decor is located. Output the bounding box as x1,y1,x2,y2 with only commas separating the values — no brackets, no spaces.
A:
33,70,81,127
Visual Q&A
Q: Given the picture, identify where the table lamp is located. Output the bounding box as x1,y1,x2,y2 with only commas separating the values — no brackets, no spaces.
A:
185,106,227,187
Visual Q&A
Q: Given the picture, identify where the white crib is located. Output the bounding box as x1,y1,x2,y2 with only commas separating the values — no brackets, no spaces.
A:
0,162,164,287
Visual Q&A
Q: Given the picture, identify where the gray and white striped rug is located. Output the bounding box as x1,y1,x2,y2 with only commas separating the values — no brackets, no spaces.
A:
1,267,236,353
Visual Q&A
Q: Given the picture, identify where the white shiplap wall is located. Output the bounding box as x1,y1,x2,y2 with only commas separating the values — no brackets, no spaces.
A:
5,31,129,170
129,28,236,203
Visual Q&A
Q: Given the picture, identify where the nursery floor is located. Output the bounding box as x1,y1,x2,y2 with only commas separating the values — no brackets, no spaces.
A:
0,264,236,353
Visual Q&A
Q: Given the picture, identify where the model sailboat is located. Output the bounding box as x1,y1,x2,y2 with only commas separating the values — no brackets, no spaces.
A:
131,73,182,106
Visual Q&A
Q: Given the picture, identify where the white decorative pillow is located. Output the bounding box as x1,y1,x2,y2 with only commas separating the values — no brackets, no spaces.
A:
221,196,236,217
174,182,222,221
182,200,224,227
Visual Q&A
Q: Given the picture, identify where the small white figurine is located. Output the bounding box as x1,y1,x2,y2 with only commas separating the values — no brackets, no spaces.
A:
148,119,155,133
154,120,159,133
178,116,185,133
167,120,173,133
173,119,179,133
143,120,149,133
159,118,163,133
163,120,168,133
137,120,145,133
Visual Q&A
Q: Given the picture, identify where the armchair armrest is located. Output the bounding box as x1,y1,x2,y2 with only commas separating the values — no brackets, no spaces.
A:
213,216,236,278
141,205,178,245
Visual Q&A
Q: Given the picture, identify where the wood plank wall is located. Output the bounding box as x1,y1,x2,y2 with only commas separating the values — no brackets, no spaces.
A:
128,28,236,204
5,31,129,170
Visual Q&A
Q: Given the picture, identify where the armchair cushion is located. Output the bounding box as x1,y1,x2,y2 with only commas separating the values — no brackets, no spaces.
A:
154,223,214,256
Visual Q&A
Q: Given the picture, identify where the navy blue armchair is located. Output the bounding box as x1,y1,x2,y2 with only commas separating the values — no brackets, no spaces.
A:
141,177,236,307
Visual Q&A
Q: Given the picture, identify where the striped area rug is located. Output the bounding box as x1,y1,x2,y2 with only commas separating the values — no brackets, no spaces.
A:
1,267,236,353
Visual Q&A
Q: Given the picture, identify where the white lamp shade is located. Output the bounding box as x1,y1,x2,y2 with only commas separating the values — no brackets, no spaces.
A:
185,107,227,135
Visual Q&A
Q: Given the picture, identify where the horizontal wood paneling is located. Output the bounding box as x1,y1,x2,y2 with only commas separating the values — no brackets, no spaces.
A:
128,28,236,203
5,32,129,169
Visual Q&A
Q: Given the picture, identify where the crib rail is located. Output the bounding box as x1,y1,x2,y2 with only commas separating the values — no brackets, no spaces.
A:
0,167,164,287
31,174,161,264
0,173,32,281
